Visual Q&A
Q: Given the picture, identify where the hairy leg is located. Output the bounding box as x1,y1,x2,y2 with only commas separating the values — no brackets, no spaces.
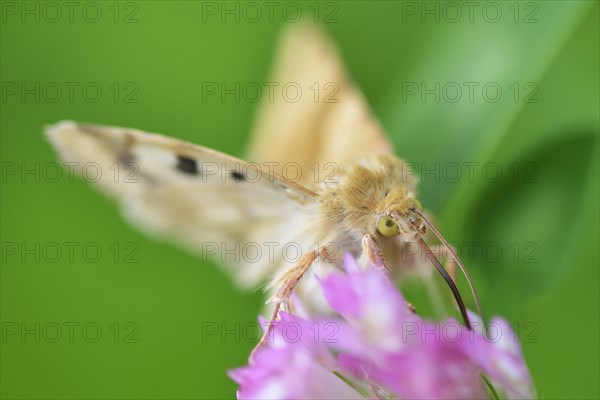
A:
250,246,330,360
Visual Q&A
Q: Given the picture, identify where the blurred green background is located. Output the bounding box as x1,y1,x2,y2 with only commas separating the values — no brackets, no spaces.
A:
1,1,598,399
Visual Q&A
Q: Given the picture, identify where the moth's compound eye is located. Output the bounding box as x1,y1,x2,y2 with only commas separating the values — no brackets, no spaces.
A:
377,216,399,237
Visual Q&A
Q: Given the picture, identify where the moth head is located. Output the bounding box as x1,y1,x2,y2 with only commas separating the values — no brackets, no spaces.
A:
371,200,481,332
376,198,425,240
376,215,399,237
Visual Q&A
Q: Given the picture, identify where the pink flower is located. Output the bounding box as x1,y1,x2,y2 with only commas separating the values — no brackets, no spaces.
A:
230,255,536,399
459,314,536,400
229,312,363,400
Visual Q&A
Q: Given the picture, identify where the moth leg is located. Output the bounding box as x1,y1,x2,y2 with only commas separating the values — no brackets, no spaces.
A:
281,298,295,314
250,247,329,360
362,234,389,273
363,234,417,313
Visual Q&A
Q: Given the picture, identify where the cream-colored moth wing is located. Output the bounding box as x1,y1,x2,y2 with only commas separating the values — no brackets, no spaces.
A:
247,23,394,189
46,121,317,287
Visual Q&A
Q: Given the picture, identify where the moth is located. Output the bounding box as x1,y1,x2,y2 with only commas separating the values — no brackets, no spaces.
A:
46,24,482,348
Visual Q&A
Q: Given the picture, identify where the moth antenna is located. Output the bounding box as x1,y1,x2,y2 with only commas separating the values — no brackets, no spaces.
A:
413,208,485,326
416,237,472,330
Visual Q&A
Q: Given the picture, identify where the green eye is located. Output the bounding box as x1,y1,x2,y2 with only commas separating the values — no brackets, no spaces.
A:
377,216,399,237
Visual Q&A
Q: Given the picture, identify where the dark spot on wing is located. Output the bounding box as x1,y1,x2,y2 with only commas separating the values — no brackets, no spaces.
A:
118,133,136,164
176,155,199,175
118,151,135,165
77,123,105,136
230,171,246,182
